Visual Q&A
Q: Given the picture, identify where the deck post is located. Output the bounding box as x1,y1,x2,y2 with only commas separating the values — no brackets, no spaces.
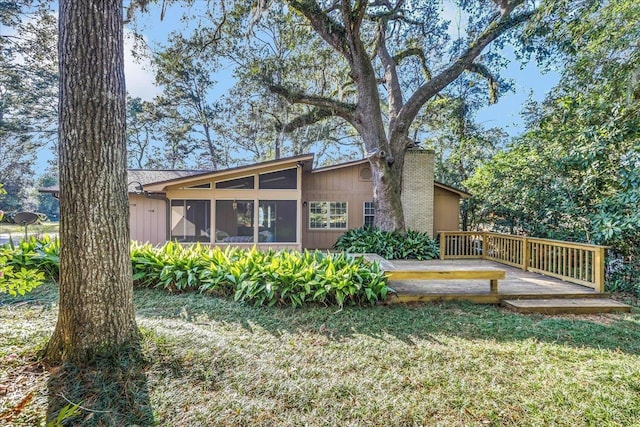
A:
481,232,487,260
490,279,498,294
439,232,446,260
594,246,605,292
521,236,528,272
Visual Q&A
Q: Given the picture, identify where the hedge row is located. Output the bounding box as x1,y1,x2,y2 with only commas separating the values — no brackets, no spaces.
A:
1,238,389,307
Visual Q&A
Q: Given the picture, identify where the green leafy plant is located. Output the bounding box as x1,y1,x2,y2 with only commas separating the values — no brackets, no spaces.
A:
0,259,46,296
0,236,59,296
334,227,439,260
1,236,60,280
130,242,388,307
606,257,640,297
2,238,388,307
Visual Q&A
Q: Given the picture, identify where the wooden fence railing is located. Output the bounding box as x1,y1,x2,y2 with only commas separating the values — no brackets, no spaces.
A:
439,231,606,292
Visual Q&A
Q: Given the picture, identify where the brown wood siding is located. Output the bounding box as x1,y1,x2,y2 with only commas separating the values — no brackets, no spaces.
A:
434,186,461,235
302,164,373,249
129,194,167,245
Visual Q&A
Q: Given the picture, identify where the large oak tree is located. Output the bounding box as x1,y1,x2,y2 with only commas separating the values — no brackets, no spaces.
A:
253,0,539,231
44,0,139,362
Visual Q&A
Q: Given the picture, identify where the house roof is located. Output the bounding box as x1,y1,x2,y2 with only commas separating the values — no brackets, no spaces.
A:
434,181,472,198
127,169,208,187
38,169,208,194
39,153,472,198
311,158,369,173
41,154,316,194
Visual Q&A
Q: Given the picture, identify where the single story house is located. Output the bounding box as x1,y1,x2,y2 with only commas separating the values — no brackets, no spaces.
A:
42,149,470,250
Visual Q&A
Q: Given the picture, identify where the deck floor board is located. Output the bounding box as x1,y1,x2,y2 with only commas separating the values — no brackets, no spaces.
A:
382,259,605,304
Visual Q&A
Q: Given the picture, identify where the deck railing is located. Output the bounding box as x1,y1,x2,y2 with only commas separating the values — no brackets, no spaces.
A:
439,231,606,292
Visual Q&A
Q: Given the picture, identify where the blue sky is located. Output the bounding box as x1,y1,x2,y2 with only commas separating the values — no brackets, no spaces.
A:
35,2,560,171
476,54,559,135
126,3,560,135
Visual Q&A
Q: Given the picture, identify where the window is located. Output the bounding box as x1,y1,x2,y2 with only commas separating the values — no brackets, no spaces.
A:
258,200,297,242
259,168,297,189
185,182,211,189
215,176,254,189
309,201,347,230
171,200,210,242
363,201,375,227
215,200,254,243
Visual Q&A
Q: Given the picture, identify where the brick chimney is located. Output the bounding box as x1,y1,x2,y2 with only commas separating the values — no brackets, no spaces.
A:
401,149,435,237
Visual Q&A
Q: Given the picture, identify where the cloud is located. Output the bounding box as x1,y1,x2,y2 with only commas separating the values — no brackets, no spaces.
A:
123,29,161,100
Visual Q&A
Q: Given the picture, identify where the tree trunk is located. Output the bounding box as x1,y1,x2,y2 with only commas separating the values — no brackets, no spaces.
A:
44,0,139,362
350,44,407,233
368,147,406,233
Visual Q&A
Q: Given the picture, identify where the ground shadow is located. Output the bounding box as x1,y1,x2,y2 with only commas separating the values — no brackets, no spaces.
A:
134,288,640,355
45,342,154,426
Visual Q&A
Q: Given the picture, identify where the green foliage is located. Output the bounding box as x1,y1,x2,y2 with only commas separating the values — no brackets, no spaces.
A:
1,2,58,212
591,150,640,255
467,0,640,260
131,242,388,308
334,227,439,260
2,239,387,307
1,235,60,279
464,140,573,238
0,236,59,296
131,241,217,292
0,260,45,297
606,253,640,297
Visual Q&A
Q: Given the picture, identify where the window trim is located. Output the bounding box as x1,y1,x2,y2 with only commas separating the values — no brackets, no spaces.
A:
363,201,375,228
308,201,348,230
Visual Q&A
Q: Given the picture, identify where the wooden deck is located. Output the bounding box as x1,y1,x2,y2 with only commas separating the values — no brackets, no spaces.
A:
380,259,610,305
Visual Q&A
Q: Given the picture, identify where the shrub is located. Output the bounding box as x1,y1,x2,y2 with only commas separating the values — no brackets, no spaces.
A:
0,236,59,295
131,242,388,307
231,248,388,307
606,255,640,297
0,257,46,296
131,242,222,292
2,239,389,307
334,227,439,260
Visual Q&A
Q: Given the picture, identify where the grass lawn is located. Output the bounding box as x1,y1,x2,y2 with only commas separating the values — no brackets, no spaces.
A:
1,284,639,426
0,222,59,236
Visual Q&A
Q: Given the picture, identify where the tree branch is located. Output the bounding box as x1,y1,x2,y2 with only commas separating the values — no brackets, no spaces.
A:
365,0,406,20
393,7,534,140
376,22,403,124
277,108,336,133
351,0,368,32
268,83,357,124
288,0,349,58
322,0,340,14
393,47,432,80
467,63,499,104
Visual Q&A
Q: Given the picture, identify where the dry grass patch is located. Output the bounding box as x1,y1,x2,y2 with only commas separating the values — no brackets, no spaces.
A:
1,284,639,426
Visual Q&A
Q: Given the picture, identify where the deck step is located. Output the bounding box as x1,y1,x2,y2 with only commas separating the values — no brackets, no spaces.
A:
502,298,632,315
